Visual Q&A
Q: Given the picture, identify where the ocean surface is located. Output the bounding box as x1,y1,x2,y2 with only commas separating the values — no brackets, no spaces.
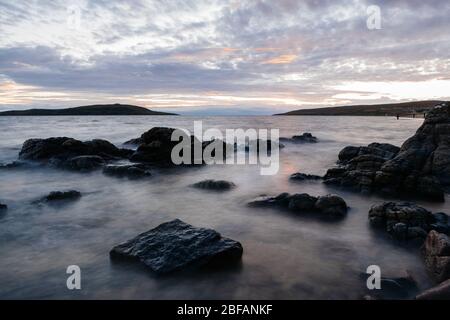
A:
0,115,448,299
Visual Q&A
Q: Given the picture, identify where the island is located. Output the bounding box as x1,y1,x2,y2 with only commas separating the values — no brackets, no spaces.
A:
0,104,178,116
275,100,445,117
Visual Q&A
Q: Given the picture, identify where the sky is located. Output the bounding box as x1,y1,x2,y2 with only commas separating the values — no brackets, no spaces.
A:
0,0,450,115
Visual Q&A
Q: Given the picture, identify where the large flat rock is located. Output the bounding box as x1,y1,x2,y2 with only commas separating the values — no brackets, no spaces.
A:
110,219,243,274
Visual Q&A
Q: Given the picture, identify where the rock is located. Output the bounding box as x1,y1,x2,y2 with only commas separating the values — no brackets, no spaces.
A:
422,230,450,283
280,132,318,143
368,202,447,241
129,127,224,166
360,271,418,299
110,219,243,274
61,155,105,171
0,203,7,211
248,192,348,218
0,161,25,169
191,179,236,191
324,103,450,201
243,139,285,152
123,137,144,145
18,137,131,171
42,190,82,202
103,164,152,179
289,172,322,181
416,279,450,300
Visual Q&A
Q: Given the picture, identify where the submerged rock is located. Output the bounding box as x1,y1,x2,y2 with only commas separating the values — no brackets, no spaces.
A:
42,190,82,202
368,202,449,242
280,132,318,143
416,278,450,300
289,172,322,181
110,219,243,274
191,179,236,191
422,230,450,283
248,192,348,217
103,164,152,179
324,103,450,201
0,203,7,211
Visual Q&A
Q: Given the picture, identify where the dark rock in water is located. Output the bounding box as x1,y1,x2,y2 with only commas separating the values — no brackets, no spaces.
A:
360,271,418,299
0,203,7,211
280,132,318,143
416,278,450,300
248,192,348,218
289,172,322,181
368,202,448,242
103,164,152,179
324,103,450,201
123,137,144,145
421,230,450,283
61,155,105,171
0,161,25,169
42,190,82,202
191,179,236,191
110,219,243,274
18,137,131,171
129,127,225,166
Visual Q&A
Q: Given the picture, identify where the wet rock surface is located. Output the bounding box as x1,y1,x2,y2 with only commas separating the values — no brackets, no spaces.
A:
360,271,418,299
422,230,450,283
280,132,318,143
368,202,449,242
324,103,450,201
191,179,236,191
41,190,82,202
110,219,243,274
248,192,348,217
416,278,450,300
103,164,152,179
289,172,322,181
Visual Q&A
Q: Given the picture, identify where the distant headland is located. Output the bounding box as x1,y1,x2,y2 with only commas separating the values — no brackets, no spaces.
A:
275,100,446,117
0,104,178,116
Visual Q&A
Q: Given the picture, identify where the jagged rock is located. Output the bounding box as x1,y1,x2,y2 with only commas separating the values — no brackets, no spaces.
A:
103,164,152,179
248,192,348,217
368,202,448,241
0,203,7,211
42,190,82,202
129,127,224,166
416,279,450,300
110,219,243,274
422,230,450,283
280,132,318,143
191,179,236,191
18,137,131,171
289,172,322,181
324,103,450,201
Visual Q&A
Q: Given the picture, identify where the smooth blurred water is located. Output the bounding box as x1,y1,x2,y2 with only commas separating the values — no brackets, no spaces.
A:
0,115,448,299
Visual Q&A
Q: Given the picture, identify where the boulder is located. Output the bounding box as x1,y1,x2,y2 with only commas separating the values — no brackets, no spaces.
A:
324,103,450,201
416,279,450,300
191,179,236,191
110,219,243,274
248,192,348,218
18,137,131,171
421,230,450,283
368,202,448,241
42,190,82,202
289,172,322,181
103,164,152,179
280,132,318,143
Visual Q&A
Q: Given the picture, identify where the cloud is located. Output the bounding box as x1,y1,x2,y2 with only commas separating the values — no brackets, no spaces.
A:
0,0,450,113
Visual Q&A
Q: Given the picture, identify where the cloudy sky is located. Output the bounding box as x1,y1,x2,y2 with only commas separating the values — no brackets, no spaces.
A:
0,0,449,114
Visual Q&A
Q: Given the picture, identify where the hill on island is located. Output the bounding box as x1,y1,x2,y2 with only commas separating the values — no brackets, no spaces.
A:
0,104,178,116
275,100,445,116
